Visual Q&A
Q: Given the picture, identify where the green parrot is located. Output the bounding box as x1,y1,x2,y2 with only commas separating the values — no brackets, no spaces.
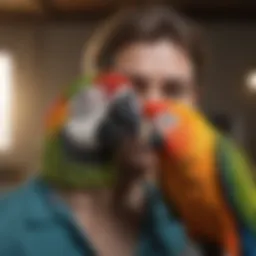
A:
41,72,140,189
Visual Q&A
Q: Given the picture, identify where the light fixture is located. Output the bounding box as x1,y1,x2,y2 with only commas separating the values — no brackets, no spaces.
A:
0,52,12,151
246,70,256,92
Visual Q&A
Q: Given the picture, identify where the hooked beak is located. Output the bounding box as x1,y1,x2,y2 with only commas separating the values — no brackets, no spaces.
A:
140,119,164,151
140,100,168,151
97,91,141,154
99,94,167,153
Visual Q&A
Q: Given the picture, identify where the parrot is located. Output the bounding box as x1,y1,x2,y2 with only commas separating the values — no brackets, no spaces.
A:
140,99,256,256
41,72,141,189
40,73,192,256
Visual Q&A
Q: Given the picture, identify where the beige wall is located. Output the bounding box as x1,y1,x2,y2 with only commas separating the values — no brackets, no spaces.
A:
204,22,256,158
0,21,255,172
0,25,39,170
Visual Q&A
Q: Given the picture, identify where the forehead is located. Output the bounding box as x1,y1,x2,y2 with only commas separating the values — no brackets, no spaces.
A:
114,40,194,79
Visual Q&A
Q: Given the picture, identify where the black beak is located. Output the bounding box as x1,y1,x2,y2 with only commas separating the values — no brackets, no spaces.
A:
97,92,141,156
148,130,164,150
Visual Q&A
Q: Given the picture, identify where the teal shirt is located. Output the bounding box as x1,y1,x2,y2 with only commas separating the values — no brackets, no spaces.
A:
0,178,187,256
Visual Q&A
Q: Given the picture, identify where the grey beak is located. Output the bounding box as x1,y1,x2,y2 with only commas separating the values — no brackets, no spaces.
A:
149,130,164,150
97,92,141,155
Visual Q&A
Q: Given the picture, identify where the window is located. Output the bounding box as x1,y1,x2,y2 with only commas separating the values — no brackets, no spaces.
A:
0,52,12,151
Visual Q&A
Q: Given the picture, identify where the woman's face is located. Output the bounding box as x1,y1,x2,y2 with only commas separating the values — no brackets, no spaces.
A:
112,40,197,181
114,40,196,105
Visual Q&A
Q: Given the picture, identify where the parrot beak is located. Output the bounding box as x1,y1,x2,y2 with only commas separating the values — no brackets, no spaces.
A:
149,130,164,150
110,91,141,134
139,100,169,151
140,119,164,151
97,90,141,154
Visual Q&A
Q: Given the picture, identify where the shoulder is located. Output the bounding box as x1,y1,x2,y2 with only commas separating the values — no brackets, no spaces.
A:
0,179,36,223
0,230,25,256
144,184,188,255
0,183,27,221
0,181,35,255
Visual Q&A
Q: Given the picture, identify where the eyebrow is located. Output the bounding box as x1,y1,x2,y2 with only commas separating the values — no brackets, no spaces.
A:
116,68,193,88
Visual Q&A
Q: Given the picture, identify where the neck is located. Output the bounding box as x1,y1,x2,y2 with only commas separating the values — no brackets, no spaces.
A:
59,188,116,217
58,178,146,222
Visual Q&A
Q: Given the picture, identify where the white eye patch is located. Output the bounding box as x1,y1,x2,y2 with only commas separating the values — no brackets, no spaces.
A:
70,87,106,118
64,87,109,149
154,113,179,134
65,110,106,148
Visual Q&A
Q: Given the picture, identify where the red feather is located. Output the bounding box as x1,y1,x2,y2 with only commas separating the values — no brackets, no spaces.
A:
94,72,130,96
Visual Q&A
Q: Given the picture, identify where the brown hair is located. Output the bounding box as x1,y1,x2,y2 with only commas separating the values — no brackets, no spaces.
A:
83,5,205,83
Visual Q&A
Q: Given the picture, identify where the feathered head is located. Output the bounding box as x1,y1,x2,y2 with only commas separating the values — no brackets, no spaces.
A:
42,72,141,189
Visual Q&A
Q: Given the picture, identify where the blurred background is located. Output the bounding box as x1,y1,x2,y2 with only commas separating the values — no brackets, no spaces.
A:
0,0,255,191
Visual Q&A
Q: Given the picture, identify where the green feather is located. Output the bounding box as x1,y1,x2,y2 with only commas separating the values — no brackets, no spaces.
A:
63,75,94,99
218,135,256,234
41,74,118,189
41,134,117,189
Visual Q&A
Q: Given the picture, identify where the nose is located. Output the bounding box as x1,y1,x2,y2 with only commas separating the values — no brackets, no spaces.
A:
142,80,165,102
141,88,162,103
